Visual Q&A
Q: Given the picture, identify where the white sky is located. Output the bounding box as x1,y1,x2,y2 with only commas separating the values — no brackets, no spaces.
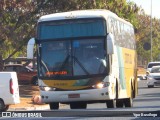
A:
127,0,160,18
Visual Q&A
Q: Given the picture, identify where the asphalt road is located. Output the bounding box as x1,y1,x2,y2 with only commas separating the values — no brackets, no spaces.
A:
58,80,160,111
1,80,160,119
134,80,160,110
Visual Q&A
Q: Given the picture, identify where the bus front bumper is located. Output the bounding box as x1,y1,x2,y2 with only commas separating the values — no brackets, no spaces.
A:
40,87,115,103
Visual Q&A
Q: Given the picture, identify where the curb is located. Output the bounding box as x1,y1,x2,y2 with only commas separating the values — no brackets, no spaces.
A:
8,105,50,111
8,104,66,111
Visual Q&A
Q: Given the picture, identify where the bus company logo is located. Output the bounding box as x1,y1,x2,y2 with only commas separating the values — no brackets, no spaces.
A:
1,112,42,118
2,112,11,117
53,83,67,86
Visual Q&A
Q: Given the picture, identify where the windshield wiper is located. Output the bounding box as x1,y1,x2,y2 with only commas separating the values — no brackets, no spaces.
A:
72,56,90,75
55,55,90,76
57,55,70,72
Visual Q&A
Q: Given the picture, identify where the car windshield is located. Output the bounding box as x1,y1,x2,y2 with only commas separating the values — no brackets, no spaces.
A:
151,67,160,73
148,63,160,68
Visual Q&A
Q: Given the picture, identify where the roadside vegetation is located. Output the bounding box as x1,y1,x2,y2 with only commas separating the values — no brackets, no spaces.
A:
0,0,159,70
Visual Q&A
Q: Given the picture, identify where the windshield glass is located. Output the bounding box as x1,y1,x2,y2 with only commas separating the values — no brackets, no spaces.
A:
151,67,160,73
39,40,72,77
37,18,107,78
148,63,160,68
73,39,107,75
39,38,107,78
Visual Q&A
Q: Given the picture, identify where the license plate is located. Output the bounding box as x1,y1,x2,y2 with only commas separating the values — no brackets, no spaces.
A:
68,94,80,98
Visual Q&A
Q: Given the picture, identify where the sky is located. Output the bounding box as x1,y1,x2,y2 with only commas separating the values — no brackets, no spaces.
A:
127,0,160,19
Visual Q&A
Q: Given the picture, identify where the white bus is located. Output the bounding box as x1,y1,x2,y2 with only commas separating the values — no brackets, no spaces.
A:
27,9,137,109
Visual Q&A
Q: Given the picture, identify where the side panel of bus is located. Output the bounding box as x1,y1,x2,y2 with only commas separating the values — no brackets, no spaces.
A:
116,47,137,99
107,16,137,99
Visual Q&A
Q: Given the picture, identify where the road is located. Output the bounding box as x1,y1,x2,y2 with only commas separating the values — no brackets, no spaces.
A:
58,80,160,111
1,80,160,119
134,80,160,110
47,80,160,118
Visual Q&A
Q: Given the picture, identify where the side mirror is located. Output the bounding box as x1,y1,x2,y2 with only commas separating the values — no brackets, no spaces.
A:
107,33,114,54
27,38,35,59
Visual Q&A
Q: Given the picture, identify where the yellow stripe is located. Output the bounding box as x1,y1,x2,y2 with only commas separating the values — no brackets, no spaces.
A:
122,48,136,97
43,80,88,90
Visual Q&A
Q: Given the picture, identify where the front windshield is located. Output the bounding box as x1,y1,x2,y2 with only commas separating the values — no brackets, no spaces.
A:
73,39,107,75
39,38,107,78
148,63,160,68
151,67,160,73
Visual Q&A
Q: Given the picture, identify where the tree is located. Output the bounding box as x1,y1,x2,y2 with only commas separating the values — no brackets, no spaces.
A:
136,12,160,62
0,0,140,71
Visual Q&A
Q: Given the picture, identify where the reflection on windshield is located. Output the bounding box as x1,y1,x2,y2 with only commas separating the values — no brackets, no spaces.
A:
73,39,107,75
151,67,160,73
39,38,107,78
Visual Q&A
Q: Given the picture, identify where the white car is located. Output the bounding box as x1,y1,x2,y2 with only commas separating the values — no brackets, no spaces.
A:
0,72,20,111
147,66,160,88
146,62,160,73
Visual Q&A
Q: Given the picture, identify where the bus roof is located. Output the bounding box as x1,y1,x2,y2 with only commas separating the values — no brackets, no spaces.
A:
38,9,132,26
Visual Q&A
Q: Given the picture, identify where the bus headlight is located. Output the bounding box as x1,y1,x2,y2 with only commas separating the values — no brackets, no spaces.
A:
92,82,110,89
40,86,56,91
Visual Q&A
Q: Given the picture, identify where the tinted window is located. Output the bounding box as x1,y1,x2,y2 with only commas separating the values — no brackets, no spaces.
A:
38,19,106,40
39,38,107,78
151,67,160,73
148,63,160,68
4,66,14,71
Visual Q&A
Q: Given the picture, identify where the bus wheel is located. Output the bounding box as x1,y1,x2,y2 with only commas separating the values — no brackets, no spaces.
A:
70,102,87,109
106,100,116,108
124,89,133,107
49,102,59,110
116,99,124,108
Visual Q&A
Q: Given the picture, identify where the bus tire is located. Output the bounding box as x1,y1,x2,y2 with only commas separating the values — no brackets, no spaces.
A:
106,99,116,108
133,79,136,98
116,80,118,99
124,88,133,107
116,99,123,108
49,102,59,110
70,102,87,109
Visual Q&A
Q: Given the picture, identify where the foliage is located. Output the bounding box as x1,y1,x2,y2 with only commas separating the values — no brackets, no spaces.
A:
136,11,160,62
0,0,35,59
0,0,159,67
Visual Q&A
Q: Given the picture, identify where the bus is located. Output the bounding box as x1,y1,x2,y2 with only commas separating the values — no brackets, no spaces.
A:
27,9,137,109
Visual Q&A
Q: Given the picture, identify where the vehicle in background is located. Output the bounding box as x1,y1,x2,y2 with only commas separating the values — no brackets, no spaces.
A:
0,72,20,111
147,66,160,88
137,74,147,80
146,62,160,74
3,64,38,85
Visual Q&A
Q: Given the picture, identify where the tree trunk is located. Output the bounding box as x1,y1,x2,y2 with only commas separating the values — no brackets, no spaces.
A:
0,55,3,71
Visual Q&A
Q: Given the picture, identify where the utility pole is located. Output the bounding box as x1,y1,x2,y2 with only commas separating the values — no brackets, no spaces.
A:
150,0,153,61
